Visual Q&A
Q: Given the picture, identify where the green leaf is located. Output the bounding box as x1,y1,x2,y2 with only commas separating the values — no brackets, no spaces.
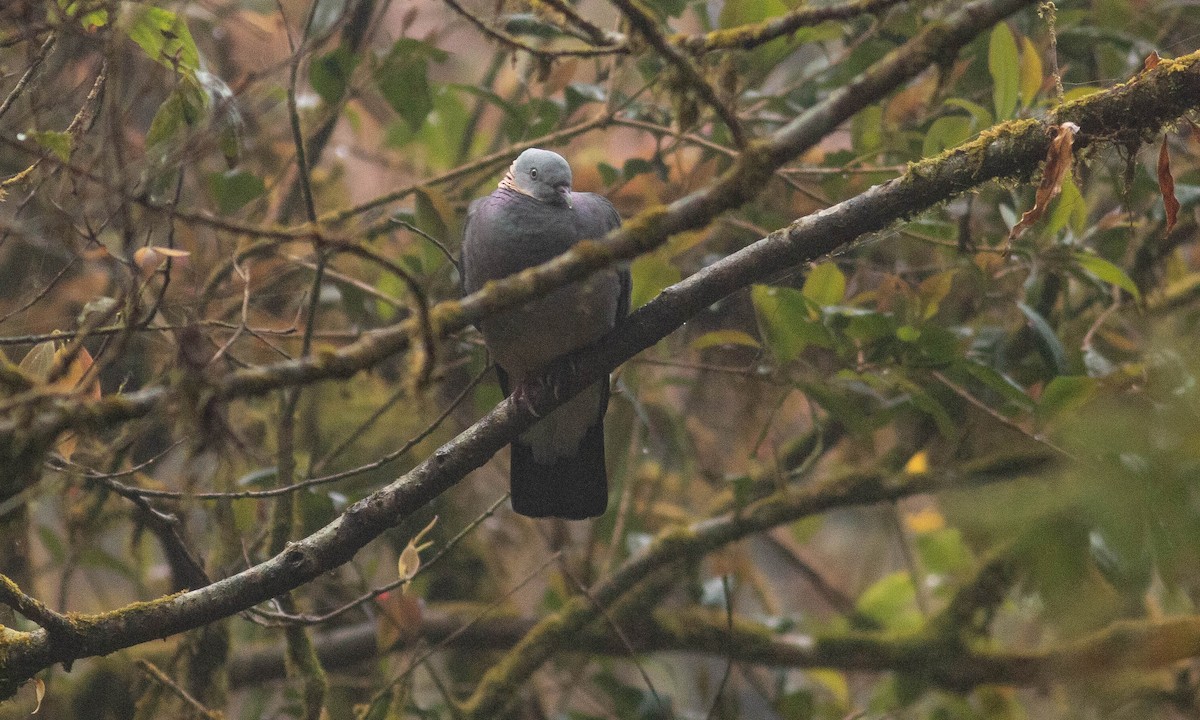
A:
988,23,1019,120
943,97,993,130
856,571,922,632
776,690,816,720
690,329,760,351
852,105,884,154
1073,252,1141,301
146,78,208,147
718,0,791,71
918,269,955,320
802,262,846,306
374,39,447,131
1038,375,1097,424
207,169,266,214
414,186,455,243
310,44,360,105
126,6,200,73
1017,302,1067,375
1046,175,1086,236
922,115,972,157
916,528,973,575
752,285,830,364
629,254,681,310
954,359,1033,409
59,1,109,30
26,130,72,162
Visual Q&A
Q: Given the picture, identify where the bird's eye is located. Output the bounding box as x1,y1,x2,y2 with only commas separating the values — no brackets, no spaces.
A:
529,168,538,179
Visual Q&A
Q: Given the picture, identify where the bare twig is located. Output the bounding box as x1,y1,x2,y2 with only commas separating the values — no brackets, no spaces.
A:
0,32,55,121
135,660,227,720
610,0,747,148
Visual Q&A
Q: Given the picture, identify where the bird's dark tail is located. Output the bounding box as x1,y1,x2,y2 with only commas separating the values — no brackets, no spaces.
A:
509,419,608,520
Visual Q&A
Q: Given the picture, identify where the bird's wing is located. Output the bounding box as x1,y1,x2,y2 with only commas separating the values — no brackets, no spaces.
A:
573,192,630,321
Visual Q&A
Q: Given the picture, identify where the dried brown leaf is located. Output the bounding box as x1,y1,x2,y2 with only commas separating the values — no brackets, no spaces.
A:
31,677,45,714
1008,122,1080,242
1158,137,1180,237
375,590,423,650
1143,51,1161,72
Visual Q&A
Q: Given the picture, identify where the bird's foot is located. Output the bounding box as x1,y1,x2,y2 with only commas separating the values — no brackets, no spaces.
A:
511,383,543,418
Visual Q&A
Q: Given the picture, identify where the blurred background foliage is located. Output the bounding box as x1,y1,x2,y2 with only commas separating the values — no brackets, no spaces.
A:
0,0,1199,717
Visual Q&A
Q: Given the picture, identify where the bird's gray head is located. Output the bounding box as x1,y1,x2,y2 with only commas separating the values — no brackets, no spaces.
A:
502,148,573,208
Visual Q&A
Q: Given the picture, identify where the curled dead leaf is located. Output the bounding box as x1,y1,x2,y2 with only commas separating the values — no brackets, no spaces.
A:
1158,137,1180,237
31,677,45,714
1008,121,1080,243
396,515,438,588
133,246,191,279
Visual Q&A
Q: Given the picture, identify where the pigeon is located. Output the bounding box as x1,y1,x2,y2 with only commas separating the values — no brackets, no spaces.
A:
461,148,629,520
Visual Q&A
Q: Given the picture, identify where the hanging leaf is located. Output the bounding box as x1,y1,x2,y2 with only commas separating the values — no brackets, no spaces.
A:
126,6,200,74
1009,122,1079,241
374,38,447,131
630,254,681,309
1045,175,1086,237
802,262,846,306
922,115,973,157
988,23,1020,120
752,285,830,364
397,515,438,587
1158,138,1180,237
310,44,360,105
31,677,45,715
207,168,266,214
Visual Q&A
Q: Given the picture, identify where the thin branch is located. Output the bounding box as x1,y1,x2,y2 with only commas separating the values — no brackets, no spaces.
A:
104,363,490,501
610,0,747,148
0,574,72,636
254,493,508,626
135,660,227,720
438,0,623,59
672,0,913,54
0,32,55,121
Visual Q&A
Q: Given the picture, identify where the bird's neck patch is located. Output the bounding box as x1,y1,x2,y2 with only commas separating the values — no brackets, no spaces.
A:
498,170,534,198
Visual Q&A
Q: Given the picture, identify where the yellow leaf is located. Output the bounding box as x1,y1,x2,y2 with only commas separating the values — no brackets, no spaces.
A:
903,451,929,475
397,515,438,586
18,342,56,379
905,506,945,533
690,330,761,351
1019,35,1043,107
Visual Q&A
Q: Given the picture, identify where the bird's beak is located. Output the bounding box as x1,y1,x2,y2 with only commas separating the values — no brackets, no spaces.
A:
557,185,573,209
